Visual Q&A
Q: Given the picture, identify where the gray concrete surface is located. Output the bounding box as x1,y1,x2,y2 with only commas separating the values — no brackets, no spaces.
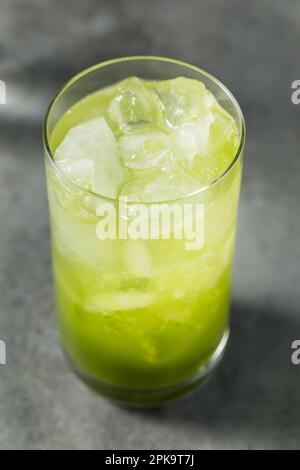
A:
0,0,300,449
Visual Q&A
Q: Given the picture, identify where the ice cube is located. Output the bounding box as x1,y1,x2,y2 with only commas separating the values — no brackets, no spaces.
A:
155,77,215,128
91,118,124,198
173,114,214,166
56,158,94,190
119,132,173,170
120,165,200,203
54,117,124,198
52,207,116,268
109,77,163,132
123,240,153,277
86,291,156,313
190,104,240,186
119,168,157,203
54,118,102,161
142,167,200,202
208,104,239,152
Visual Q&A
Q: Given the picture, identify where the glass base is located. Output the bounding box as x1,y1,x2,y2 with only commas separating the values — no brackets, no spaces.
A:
65,328,229,408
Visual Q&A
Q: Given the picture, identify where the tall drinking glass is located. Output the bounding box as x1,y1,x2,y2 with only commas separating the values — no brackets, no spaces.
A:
44,57,245,407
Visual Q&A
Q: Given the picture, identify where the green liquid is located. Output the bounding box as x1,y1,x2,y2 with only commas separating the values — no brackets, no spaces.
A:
47,77,241,390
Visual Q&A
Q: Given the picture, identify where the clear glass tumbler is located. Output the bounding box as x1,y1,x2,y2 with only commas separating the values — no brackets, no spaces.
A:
44,57,245,407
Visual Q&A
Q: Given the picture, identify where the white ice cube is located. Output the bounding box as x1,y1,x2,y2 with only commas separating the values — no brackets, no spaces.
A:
54,117,124,198
86,291,156,313
154,77,214,128
109,77,161,132
119,132,172,170
142,167,200,202
123,240,153,277
173,113,214,166
56,158,94,190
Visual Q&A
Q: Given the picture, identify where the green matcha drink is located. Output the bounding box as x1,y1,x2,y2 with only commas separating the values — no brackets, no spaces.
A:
44,58,244,406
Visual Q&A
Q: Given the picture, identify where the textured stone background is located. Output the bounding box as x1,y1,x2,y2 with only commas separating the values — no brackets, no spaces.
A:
0,0,300,449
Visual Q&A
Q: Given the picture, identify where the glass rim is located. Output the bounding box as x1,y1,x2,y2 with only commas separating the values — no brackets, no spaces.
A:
43,55,246,204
